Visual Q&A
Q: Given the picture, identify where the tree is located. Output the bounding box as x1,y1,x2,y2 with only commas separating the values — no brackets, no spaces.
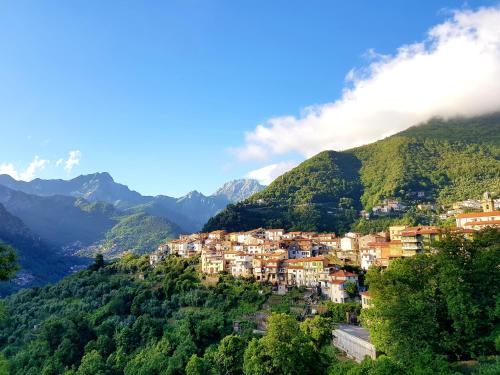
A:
361,229,500,362
185,355,210,375
300,316,334,349
344,281,358,297
0,354,8,375
89,253,105,271
95,253,105,269
213,334,246,374
0,243,18,281
322,302,361,323
243,313,320,375
77,350,108,375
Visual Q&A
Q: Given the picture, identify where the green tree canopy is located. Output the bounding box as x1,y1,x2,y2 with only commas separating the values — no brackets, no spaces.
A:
361,229,500,362
0,243,18,281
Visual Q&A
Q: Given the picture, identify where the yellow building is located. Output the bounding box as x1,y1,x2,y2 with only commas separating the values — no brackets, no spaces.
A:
201,255,225,274
389,225,408,241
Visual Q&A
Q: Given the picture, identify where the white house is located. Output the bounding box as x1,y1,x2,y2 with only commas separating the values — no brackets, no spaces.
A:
329,270,358,303
456,210,500,230
265,229,284,241
340,234,359,252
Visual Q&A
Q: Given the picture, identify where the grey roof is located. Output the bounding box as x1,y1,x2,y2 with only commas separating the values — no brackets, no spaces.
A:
334,324,371,342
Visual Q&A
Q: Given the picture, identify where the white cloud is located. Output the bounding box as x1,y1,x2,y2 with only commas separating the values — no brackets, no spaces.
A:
246,161,299,185
58,150,81,171
21,156,48,180
0,156,48,181
0,163,20,180
236,7,500,160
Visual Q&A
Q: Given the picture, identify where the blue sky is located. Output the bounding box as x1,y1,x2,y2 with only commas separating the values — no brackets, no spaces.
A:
0,0,498,197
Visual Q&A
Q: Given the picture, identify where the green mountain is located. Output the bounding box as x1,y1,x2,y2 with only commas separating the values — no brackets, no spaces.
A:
204,114,500,233
205,152,362,233
78,213,182,258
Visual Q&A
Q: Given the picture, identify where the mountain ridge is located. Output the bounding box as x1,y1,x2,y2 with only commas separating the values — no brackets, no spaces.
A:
0,174,263,233
212,178,265,203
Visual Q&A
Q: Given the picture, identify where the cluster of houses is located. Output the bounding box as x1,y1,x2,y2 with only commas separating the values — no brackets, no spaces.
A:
432,192,500,220
362,191,500,221
150,199,499,304
361,198,407,219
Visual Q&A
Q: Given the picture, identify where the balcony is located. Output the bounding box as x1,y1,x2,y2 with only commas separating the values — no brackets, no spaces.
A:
402,243,422,250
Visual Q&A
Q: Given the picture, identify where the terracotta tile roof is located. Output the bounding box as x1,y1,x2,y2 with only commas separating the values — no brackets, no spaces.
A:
451,228,477,233
464,220,500,226
360,291,371,297
332,270,357,277
401,226,440,236
457,210,500,219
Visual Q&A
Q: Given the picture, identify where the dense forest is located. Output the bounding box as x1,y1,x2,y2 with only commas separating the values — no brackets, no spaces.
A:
204,114,500,233
205,151,362,234
0,229,498,374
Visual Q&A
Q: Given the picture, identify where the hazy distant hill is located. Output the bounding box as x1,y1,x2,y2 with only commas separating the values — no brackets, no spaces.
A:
0,172,148,209
127,192,229,233
0,185,118,248
212,179,265,203
0,185,180,256
0,174,263,233
0,203,87,295
204,113,500,233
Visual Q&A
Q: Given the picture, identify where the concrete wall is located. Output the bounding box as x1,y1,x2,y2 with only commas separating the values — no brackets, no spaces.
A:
332,327,377,363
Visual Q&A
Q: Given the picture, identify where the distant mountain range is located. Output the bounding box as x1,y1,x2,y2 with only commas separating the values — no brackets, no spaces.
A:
0,174,264,232
204,113,500,233
0,174,263,292
0,172,146,209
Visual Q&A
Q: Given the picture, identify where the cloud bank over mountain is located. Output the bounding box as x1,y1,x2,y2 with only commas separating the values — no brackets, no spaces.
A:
0,156,48,181
236,7,500,162
246,161,299,185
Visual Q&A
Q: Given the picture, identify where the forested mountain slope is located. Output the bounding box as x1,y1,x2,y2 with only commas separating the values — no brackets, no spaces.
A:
0,204,87,295
204,114,500,233
205,151,362,233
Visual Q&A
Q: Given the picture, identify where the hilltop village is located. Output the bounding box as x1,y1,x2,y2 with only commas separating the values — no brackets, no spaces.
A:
150,193,500,306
